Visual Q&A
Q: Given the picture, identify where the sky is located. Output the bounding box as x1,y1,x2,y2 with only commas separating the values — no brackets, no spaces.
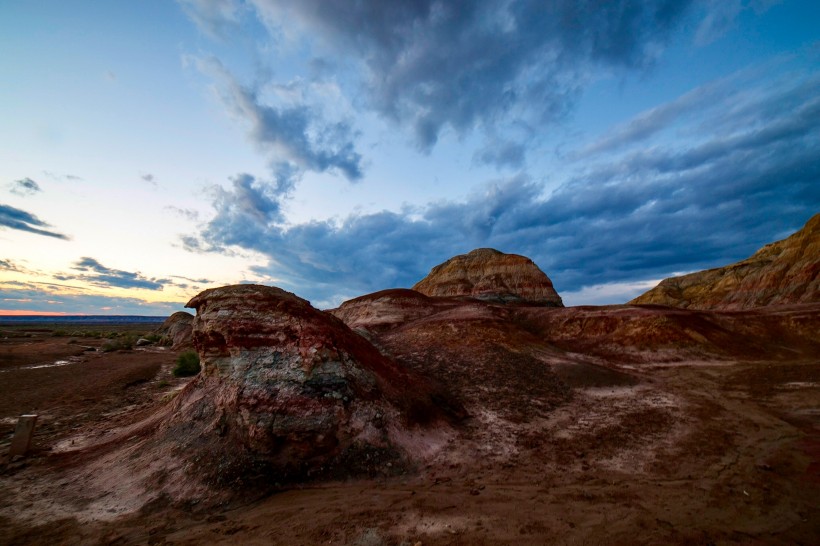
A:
1,0,818,315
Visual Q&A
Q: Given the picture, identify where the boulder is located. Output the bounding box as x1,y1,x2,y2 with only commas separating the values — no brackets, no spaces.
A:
154,311,194,349
413,248,563,306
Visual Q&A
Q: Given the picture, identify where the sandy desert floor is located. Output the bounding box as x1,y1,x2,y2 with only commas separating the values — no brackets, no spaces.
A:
1,322,818,545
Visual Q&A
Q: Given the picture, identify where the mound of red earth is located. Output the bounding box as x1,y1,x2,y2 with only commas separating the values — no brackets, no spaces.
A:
632,213,820,309
330,294,819,415
153,236,819,493
154,311,193,349
156,285,460,490
329,289,458,336
413,248,564,306
513,303,820,363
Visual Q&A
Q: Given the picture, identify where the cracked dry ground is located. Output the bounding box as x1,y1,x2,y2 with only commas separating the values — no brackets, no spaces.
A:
1,330,819,545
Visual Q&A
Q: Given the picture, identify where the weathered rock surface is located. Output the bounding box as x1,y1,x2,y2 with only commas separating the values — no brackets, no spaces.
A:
514,303,820,363
413,248,564,306
154,311,194,349
160,285,459,489
631,214,820,309
329,288,459,334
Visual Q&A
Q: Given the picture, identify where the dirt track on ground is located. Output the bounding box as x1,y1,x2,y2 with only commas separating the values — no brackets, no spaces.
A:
1,325,819,545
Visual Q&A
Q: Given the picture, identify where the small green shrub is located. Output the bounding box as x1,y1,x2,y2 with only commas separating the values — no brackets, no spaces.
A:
100,334,137,352
101,339,122,352
173,351,201,377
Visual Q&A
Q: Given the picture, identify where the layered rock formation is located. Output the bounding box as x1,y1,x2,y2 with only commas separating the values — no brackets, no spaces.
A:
160,284,459,489
413,248,564,306
329,288,459,334
154,311,193,349
631,214,820,310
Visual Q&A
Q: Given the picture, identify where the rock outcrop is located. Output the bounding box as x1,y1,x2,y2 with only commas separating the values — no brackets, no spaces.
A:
631,214,820,309
412,248,564,306
154,311,194,349
329,289,458,334
160,285,459,489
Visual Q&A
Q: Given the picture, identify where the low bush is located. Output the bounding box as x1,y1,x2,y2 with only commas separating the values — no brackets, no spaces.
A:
173,351,201,377
101,333,137,352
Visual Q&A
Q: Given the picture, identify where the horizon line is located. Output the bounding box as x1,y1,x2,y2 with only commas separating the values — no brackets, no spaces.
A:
0,310,170,317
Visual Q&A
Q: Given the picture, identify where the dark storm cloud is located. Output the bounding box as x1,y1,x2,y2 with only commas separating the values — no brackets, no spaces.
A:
0,204,69,240
212,173,285,227
60,257,170,291
9,177,42,196
193,56,363,185
180,1,698,167
188,67,820,305
245,0,694,153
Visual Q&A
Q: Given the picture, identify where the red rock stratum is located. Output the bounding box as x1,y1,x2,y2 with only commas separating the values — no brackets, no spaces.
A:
154,284,460,489
631,213,820,309
412,248,564,305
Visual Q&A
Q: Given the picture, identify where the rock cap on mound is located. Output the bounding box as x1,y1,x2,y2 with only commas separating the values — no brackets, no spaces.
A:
631,213,820,310
329,288,454,334
413,248,563,306
154,311,193,349
160,284,459,489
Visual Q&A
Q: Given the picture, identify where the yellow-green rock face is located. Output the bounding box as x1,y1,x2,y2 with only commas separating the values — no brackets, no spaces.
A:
631,214,820,310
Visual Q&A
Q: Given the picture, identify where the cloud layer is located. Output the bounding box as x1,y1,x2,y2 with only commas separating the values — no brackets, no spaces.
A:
191,56,363,189
184,0,697,168
187,62,820,306
0,280,184,315
260,0,692,151
55,257,171,291
0,204,69,240
9,177,42,196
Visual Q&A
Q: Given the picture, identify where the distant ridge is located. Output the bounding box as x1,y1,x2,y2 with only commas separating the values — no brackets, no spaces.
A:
631,213,820,309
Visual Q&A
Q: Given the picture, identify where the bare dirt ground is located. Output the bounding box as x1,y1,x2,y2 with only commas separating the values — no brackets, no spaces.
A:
1,322,818,545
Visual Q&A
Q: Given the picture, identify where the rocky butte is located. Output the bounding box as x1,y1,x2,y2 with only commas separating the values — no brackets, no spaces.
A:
153,284,461,489
412,247,564,306
631,213,819,309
